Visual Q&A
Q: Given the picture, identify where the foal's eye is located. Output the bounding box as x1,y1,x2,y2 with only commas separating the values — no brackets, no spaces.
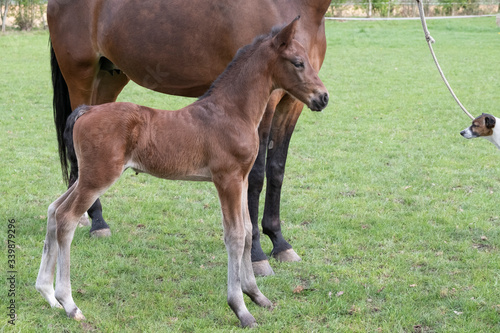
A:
293,61,304,69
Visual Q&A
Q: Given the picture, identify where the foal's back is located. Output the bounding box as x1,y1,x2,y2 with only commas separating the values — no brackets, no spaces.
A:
73,102,218,181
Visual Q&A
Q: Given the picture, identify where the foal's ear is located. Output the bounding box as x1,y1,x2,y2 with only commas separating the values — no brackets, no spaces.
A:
272,15,300,50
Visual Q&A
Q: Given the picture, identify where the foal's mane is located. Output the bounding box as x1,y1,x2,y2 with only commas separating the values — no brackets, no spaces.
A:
199,25,284,100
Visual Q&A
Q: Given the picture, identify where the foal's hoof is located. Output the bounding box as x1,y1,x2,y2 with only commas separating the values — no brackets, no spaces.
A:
90,228,111,238
69,308,86,321
255,295,273,309
252,260,275,277
239,313,257,328
78,214,90,227
272,248,301,262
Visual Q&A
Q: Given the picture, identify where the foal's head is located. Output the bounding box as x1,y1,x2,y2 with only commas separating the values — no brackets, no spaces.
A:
269,17,329,111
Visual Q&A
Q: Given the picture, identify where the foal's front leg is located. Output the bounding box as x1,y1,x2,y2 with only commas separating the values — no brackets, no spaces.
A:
240,179,273,308
215,176,270,327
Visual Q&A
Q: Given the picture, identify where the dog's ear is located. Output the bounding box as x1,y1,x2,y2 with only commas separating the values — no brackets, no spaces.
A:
485,114,496,129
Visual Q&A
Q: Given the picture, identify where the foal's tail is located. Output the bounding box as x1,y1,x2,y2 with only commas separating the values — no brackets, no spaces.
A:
50,40,73,184
63,106,91,184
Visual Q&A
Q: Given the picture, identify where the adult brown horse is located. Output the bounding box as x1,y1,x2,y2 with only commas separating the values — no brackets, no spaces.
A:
48,0,331,276
37,18,328,327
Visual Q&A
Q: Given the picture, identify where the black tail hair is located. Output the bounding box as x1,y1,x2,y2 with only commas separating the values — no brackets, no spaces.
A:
50,39,73,184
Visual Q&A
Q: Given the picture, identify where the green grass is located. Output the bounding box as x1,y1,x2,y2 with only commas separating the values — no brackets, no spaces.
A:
1,18,500,332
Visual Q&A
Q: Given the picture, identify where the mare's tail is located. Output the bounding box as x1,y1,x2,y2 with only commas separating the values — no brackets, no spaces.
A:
51,39,73,184
63,106,91,185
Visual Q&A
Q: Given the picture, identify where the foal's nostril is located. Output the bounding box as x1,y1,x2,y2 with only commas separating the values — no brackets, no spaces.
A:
310,93,329,111
321,93,329,106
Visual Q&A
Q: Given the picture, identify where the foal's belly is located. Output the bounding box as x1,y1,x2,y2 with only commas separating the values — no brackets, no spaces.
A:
160,167,213,182
125,160,213,182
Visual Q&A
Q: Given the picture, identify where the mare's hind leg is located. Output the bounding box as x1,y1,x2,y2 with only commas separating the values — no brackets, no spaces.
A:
262,96,303,263
36,183,77,309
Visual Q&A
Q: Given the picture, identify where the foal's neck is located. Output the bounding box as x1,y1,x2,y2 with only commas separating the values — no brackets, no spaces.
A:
202,46,274,128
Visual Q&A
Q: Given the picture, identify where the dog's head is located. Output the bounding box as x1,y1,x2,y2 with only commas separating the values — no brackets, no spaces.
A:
460,113,496,139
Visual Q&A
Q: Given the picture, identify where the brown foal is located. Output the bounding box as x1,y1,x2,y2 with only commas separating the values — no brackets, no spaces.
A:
36,18,328,327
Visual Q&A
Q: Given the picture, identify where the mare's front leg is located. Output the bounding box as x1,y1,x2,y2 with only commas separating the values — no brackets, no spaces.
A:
214,174,271,327
262,96,303,262
248,92,283,276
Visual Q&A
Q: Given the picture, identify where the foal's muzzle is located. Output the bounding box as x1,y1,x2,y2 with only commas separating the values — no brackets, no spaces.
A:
310,92,329,111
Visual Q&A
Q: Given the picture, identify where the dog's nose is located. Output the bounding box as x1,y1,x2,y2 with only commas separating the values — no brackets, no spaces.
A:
460,130,466,137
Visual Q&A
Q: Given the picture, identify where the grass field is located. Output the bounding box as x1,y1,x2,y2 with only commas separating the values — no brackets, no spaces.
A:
1,17,499,332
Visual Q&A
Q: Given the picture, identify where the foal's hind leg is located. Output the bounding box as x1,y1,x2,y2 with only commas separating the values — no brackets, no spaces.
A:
36,183,77,309
53,157,123,320
69,165,109,236
85,69,129,238
67,162,90,227
67,68,129,237
53,184,107,320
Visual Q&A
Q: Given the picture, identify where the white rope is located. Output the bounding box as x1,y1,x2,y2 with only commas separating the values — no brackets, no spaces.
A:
415,0,475,120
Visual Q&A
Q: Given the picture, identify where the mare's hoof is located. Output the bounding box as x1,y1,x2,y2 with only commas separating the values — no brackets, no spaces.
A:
252,260,275,277
272,248,301,262
90,228,111,238
78,214,90,227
